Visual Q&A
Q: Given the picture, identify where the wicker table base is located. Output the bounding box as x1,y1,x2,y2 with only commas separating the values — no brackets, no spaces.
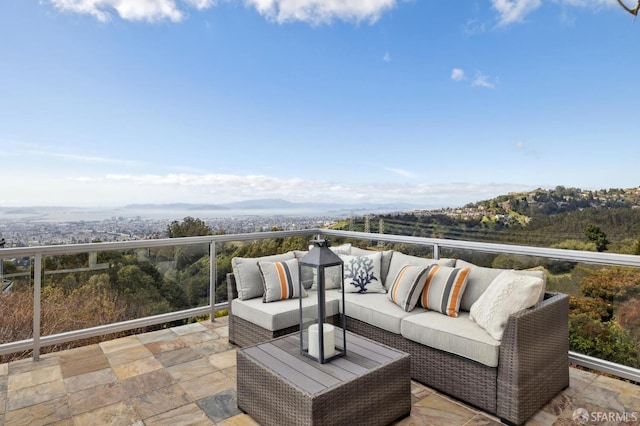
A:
237,329,411,426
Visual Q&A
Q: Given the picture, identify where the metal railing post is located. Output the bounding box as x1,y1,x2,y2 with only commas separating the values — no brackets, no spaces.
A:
433,244,440,260
210,240,216,322
33,253,42,361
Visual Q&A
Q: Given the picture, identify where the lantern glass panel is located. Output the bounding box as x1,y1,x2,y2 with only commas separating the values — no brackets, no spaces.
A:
298,238,346,364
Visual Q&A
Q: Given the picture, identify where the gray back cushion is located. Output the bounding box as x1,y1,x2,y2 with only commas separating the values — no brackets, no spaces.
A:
385,251,456,290
455,259,547,312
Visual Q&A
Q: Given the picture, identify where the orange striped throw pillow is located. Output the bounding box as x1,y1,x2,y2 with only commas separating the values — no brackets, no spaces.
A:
387,265,430,312
258,259,306,303
418,265,471,317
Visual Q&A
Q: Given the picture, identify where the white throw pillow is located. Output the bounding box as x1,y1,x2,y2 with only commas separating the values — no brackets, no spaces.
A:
469,270,544,341
340,252,385,293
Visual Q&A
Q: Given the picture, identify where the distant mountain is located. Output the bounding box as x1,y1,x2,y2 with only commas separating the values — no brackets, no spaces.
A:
124,199,429,213
123,203,229,211
221,199,301,209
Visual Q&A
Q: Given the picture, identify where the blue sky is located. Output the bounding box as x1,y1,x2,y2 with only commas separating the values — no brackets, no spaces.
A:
1,0,639,209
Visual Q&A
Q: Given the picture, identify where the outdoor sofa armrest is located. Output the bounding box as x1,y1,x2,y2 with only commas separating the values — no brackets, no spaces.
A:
496,291,570,425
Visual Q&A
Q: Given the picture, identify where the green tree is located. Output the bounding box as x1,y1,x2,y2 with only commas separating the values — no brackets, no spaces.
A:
166,217,212,237
2,261,17,274
569,314,639,368
567,266,640,367
584,224,609,252
166,217,213,308
114,264,170,316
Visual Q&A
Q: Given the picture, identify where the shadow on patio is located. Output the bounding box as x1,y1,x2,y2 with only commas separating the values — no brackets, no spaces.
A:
1,316,638,426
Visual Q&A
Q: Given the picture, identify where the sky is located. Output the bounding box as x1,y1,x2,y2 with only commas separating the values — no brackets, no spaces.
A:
1,0,639,209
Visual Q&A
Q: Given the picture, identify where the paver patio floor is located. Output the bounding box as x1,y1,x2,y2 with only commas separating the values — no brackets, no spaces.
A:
1,316,638,425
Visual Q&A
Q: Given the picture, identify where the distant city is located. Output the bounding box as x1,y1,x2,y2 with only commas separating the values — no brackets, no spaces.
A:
0,199,438,247
4,186,638,247
0,201,409,247
0,212,341,247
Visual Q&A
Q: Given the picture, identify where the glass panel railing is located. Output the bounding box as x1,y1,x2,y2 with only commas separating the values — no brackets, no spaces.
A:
214,235,311,292
38,243,212,335
440,248,640,371
2,229,639,380
566,264,640,369
0,242,215,362
0,255,34,361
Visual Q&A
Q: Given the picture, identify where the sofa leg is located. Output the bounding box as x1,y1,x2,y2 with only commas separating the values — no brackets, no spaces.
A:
499,418,518,426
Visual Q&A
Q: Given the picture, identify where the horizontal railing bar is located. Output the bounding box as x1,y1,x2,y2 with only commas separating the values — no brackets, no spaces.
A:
44,264,109,275
0,230,316,257
0,338,34,356
1,272,31,278
0,302,228,356
2,228,640,268
321,230,640,267
570,351,640,383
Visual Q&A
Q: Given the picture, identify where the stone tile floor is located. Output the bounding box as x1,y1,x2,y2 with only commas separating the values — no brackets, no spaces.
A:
1,316,639,425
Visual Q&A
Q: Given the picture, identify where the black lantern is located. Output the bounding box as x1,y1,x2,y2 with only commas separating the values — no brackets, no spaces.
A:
298,236,346,363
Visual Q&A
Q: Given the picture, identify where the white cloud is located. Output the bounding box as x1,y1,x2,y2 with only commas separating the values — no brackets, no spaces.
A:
23,147,143,167
384,167,416,178
555,0,618,6
45,0,398,24
451,68,466,81
52,152,143,166
43,0,622,25
462,19,487,36
472,71,497,88
7,153,530,207
244,0,398,24
184,0,216,9
0,168,538,208
514,141,540,158
491,0,542,25
45,0,215,23
490,0,619,25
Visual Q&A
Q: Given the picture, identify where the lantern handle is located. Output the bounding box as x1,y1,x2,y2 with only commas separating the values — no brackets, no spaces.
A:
311,235,330,248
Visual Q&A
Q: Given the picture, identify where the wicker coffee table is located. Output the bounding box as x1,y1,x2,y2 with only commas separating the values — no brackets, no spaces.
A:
236,329,411,426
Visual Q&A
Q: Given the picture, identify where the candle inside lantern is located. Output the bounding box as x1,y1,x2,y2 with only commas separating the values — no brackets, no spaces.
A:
308,323,335,359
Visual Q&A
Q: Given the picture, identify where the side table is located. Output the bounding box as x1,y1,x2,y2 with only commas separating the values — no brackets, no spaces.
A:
237,329,411,426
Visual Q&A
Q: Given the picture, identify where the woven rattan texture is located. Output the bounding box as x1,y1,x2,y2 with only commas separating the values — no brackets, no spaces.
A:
227,272,569,425
237,334,411,426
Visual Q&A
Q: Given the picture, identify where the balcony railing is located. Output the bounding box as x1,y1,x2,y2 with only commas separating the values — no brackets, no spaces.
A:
1,228,639,383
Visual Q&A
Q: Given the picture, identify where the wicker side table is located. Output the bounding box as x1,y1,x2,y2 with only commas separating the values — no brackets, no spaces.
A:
237,329,411,426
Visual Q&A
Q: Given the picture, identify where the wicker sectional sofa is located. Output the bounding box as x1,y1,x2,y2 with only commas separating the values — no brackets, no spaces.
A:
227,246,569,426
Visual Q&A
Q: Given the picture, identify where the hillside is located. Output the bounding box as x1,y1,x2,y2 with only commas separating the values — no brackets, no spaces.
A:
336,186,640,253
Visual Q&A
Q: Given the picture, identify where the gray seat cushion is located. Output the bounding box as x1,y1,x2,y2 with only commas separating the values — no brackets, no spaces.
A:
335,291,426,334
231,290,341,331
401,311,501,367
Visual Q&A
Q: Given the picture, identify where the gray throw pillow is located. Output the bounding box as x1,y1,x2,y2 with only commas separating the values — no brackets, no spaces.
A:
231,251,296,300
